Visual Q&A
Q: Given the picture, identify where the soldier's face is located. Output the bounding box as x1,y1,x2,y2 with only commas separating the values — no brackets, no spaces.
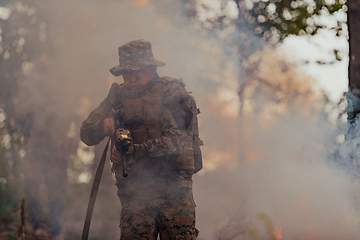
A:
122,65,157,93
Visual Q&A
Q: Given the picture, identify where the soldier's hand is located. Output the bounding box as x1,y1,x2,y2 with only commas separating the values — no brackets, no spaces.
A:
126,144,134,155
116,139,134,156
103,117,115,136
110,145,122,164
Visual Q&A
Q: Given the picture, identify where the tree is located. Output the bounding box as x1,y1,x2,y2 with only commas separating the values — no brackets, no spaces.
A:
347,1,360,120
0,1,79,237
234,0,346,43
185,0,346,58
0,0,45,219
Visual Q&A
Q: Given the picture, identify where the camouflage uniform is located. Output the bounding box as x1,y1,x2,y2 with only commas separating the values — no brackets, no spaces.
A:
80,40,201,239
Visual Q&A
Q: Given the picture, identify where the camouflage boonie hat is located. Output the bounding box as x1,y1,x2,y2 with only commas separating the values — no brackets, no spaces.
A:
110,39,165,76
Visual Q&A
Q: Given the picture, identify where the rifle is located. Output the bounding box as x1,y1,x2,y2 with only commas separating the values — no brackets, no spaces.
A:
114,128,134,177
108,83,134,177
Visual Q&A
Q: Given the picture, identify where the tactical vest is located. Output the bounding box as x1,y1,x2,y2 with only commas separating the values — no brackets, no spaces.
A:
109,76,203,176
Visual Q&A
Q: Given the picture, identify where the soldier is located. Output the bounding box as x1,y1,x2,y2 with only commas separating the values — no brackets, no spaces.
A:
80,39,202,239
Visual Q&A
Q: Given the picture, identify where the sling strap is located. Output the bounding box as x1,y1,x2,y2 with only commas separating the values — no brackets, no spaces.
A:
81,138,110,240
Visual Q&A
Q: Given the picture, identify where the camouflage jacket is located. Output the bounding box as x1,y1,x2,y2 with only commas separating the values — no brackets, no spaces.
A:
80,74,199,199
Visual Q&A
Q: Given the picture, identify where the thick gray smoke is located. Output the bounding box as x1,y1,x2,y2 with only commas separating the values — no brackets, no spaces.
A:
14,0,360,239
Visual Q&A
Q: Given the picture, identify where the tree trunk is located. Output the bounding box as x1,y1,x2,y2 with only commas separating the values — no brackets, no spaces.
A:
348,1,360,90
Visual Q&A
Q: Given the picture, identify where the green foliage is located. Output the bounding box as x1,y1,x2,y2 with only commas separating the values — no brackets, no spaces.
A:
0,181,20,219
235,0,347,43
249,228,260,240
248,212,279,240
257,212,277,240
0,124,22,221
7,232,18,240
186,0,346,46
183,0,347,65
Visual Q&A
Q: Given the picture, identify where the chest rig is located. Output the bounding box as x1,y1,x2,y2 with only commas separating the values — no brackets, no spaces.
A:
109,76,202,175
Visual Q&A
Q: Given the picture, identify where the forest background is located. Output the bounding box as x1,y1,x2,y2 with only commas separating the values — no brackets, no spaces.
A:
0,0,358,239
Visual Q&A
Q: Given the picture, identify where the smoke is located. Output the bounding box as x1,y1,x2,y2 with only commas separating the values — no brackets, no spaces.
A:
12,0,360,239
193,47,359,240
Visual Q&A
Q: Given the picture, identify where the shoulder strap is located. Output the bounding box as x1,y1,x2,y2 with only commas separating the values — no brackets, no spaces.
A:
109,82,121,108
108,83,125,127
160,76,186,88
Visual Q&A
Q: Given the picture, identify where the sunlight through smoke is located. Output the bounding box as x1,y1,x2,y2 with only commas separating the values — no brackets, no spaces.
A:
0,7,11,20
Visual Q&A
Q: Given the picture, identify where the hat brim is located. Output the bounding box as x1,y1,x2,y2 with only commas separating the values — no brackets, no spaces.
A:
109,58,165,76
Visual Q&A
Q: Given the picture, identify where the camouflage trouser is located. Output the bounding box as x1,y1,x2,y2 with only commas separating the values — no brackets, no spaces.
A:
119,187,198,240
